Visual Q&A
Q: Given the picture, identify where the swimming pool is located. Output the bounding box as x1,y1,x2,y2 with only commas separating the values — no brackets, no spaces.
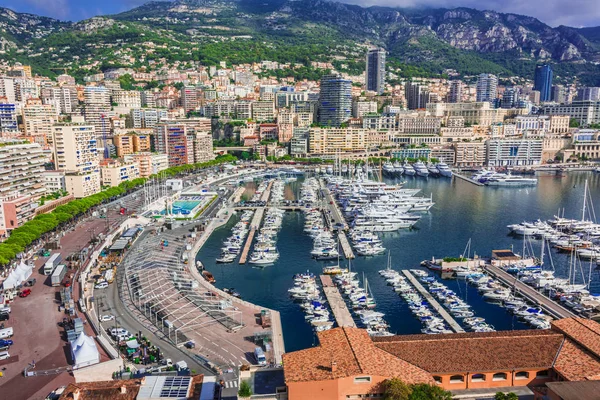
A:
161,199,202,215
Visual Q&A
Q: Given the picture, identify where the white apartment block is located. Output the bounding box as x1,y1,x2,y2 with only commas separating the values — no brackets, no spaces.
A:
52,123,101,198
22,100,57,146
309,128,389,155
252,101,275,122
124,153,169,178
486,139,543,167
43,170,66,193
113,90,142,109
542,101,600,126
454,142,486,167
131,108,168,129
0,142,47,235
101,162,140,187
352,101,378,118
427,102,526,127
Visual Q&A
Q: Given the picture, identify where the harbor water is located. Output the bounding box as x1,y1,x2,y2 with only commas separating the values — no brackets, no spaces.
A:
197,172,600,352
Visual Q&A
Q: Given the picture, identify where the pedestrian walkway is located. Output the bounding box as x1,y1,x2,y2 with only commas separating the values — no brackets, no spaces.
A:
320,275,356,328
223,380,238,389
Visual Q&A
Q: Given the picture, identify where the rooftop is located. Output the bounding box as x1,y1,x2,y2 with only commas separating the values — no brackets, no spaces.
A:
545,381,600,400
373,329,563,374
282,327,432,384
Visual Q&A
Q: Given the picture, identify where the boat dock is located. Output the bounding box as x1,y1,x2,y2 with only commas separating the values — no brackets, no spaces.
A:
402,270,465,333
239,208,265,264
260,180,274,202
320,179,349,230
484,265,577,319
320,275,356,328
453,172,484,186
338,232,355,259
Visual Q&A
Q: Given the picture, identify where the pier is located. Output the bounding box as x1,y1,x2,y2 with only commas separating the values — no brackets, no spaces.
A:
402,270,465,333
453,172,484,186
484,265,577,320
320,179,349,230
338,232,355,259
239,207,265,264
320,275,356,328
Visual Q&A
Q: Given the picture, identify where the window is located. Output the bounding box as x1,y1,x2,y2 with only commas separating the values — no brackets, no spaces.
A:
471,373,486,382
354,376,371,383
449,375,464,383
433,376,442,384
493,372,507,381
536,370,550,379
515,371,529,380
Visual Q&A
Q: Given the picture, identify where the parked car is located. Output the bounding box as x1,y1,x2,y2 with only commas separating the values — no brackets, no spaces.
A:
0,339,13,347
100,315,115,322
95,282,109,289
0,351,9,360
24,278,36,287
19,289,31,298
0,312,9,322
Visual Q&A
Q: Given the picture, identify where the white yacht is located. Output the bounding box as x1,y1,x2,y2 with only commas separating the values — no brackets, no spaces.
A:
436,162,453,177
485,174,537,187
413,161,429,177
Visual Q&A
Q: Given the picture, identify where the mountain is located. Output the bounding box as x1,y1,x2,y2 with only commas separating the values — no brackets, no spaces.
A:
2,0,600,85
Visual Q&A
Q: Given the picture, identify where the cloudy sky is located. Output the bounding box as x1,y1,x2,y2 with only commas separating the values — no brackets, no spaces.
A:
0,0,598,27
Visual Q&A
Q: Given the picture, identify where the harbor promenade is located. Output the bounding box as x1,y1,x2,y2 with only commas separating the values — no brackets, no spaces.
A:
484,265,577,320
320,275,357,328
453,172,484,186
402,270,465,333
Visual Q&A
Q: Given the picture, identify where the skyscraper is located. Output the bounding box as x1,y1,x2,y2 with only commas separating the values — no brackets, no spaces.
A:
318,73,352,127
404,83,430,110
551,85,567,104
501,88,520,109
365,48,386,95
533,64,553,103
476,74,498,103
448,80,463,103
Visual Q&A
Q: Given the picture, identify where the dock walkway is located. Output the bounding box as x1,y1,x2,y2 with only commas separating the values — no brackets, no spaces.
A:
484,265,577,319
239,208,265,264
338,232,355,259
402,270,465,333
320,275,356,328
453,172,484,186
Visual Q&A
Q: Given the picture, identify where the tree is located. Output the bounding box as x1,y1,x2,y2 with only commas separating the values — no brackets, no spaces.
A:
494,392,518,400
570,118,580,128
408,383,453,400
238,380,252,398
382,378,411,400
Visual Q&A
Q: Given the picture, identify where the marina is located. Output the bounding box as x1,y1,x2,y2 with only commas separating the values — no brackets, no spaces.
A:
199,171,600,351
320,275,356,328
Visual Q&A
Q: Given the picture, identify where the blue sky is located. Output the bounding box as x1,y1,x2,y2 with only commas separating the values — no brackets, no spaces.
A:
0,0,598,27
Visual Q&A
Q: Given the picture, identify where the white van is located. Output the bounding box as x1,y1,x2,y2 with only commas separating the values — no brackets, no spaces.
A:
0,305,11,314
95,282,109,289
0,327,13,339
0,351,9,360
254,347,267,366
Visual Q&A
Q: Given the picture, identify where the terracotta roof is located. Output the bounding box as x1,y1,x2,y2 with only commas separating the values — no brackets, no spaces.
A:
554,338,600,381
282,327,432,384
373,329,563,374
552,318,600,359
58,380,142,400
546,380,600,400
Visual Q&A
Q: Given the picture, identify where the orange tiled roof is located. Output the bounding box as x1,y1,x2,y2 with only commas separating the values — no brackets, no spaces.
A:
58,380,142,400
554,338,600,381
552,318,600,359
282,327,432,384
373,329,563,374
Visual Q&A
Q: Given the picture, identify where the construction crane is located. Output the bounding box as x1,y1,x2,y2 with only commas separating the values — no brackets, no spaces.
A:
101,114,109,159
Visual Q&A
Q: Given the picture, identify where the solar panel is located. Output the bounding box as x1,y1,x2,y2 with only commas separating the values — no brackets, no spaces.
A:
160,377,191,398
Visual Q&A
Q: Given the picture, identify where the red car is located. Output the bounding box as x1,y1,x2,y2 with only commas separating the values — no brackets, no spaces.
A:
19,289,31,298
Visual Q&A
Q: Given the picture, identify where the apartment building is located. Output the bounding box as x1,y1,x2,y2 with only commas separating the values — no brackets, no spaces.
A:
124,152,169,178
542,101,600,126
101,162,140,187
186,131,215,164
154,124,189,167
309,128,389,155
252,101,276,122
352,100,378,118
398,116,441,135
454,142,486,167
42,170,66,193
22,99,57,146
486,139,543,167
0,142,46,236
113,90,141,109
0,102,18,132
130,108,168,129
427,102,526,127
52,123,101,198
567,130,600,160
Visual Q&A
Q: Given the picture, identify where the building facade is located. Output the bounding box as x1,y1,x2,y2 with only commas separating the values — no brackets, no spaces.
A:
486,139,543,167
534,64,553,103
365,48,386,95
476,74,498,103
318,74,352,127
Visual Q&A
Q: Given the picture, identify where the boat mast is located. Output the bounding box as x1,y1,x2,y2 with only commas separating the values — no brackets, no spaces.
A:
582,179,588,222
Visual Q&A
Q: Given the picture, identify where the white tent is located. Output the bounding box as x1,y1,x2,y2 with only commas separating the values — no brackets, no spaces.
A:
2,261,33,290
71,332,100,369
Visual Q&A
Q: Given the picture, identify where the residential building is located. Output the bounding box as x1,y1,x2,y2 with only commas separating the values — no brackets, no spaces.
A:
405,83,430,110
259,123,278,141
476,74,498,103
502,88,520,109
318,74,352,127
133,133,151,152
0,78,16,103
154,124,189,167
252,101,275,122
398,116,441,135
534,64,553,102
130,109,168,129
124,152,169,177
113,134,135,157
542,101,600,126
113,90,141,109
486,139,543,166
41,85,78,114
440,127,474,142
187,131,215,164
454,142,486,167
576,87,600,102
391,147,432,160
567,130,600,160
0,142,46,236
309,127,389,155
448,80,463,103
542,134,571,162
365,48,386,95
352,100,378,118
101,162,140,187
181,86,200,112
52,123,101,198
290,128,309,157
427,102,525,127
22,99,57,146
43,170,66,193
278,124,293,143
141,90,157,108
551,85,567,104
0,102,18,132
